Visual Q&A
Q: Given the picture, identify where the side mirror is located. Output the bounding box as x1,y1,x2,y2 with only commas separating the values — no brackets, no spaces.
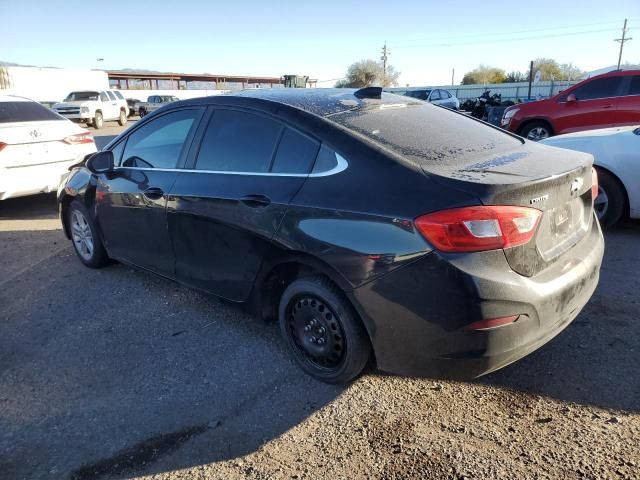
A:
566,93,577,103
86,150,114,174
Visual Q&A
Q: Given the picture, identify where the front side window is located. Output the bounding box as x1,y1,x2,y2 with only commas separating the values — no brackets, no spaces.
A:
99,92,109,102
106,91,116,101
571,77,623,100
195,109,282,172
121,109,200,169
441,90,452,99
429,90,441,101
628,76,640,95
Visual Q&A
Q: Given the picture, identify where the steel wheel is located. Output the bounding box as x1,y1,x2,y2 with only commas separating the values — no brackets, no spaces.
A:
71,210,94,261
594,185,609,220
526,126,550,141
286,295,346,370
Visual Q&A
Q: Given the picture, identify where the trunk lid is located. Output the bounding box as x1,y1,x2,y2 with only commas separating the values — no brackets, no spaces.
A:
423,143,594,277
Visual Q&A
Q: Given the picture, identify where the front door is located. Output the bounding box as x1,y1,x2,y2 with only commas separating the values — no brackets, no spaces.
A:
168,108,320,301
96,107,204,274
555,76,624,134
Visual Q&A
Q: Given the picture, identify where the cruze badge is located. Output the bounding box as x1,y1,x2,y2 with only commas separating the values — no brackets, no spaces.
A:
530,194,549,205
570,177,584,194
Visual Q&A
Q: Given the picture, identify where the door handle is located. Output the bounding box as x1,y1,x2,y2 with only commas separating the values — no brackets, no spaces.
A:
602,104,614,109
143,187,164,200
240,194,271,208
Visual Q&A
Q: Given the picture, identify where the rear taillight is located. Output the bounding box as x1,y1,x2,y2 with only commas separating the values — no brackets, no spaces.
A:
0,142,7,152
591,167,598,201
415,205,542,253
63,132,94,145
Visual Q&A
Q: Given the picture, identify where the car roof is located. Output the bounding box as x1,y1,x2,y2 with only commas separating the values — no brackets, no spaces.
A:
177,88,421,118
0,95,34,103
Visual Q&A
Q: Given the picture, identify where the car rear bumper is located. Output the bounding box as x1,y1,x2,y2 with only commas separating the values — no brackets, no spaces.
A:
350,215,604,379
0,151,93,201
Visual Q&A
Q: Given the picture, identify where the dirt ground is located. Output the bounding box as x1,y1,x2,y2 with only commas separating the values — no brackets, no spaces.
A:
1,196,639,480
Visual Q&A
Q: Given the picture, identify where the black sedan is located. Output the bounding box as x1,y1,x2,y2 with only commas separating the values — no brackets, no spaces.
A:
58,87,604,383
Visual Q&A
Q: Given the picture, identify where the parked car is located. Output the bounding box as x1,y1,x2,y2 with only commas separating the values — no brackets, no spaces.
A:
385,87,460,110
53,90,129,129
0,95,96,201
127,98,141,117
58,88,603,384
541,125,640,227
502,69,640,140
137,95,180,117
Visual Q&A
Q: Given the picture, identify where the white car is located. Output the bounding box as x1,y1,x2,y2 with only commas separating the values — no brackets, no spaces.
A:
540,125,640,227
0,95,97,201
53,90,129,129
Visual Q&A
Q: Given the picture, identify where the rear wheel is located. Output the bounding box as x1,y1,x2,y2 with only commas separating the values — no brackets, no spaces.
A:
279,276,371,384
520,121,552,141
594,168,626,228
68,200,109,268
118,109,127,126
92,111,103,129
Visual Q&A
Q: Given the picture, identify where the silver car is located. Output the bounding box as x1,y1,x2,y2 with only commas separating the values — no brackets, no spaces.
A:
385,88,460,110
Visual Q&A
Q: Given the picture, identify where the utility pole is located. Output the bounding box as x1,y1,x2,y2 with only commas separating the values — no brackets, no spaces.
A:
381,41,389,86
615,19,632,69
451,68,455,86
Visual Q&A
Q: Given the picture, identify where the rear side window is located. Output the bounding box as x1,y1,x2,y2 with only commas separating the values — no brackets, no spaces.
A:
628,76,640,95
195,109,282,172
113,91,124,100
121,109,200,169
0,101,64,123
441,90,452,99
311,145,340,174
106,91,116,101
572,77,623,100
271,128,319,174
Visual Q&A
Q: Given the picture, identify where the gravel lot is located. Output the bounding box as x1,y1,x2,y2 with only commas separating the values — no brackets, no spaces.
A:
0,176,639,478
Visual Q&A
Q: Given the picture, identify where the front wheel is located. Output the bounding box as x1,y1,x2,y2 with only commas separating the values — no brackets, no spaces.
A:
118,109,127,126
594,168,626,228
520,121,552,141
92,111,103,129
68,200,109,268
278,276,371,384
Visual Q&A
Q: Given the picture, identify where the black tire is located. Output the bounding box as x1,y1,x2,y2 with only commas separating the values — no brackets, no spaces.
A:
594,168,626,228
139,108,146,118
519,120,552,141
278,276,371,384
118,109,127,126
92,111,103,129
67,200,109,268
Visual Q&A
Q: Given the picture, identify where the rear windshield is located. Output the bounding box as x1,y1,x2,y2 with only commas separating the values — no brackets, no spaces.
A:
328,98,521,166
0,101,64,123
65,91,99,101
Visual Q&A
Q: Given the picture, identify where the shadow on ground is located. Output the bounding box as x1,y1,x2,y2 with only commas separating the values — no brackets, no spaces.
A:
0,195,638,479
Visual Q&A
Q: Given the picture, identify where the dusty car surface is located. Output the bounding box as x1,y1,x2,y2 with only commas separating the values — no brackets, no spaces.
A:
57,88,604,383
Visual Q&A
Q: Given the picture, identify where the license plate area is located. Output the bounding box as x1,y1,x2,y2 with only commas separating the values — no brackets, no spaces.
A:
536,197,591,262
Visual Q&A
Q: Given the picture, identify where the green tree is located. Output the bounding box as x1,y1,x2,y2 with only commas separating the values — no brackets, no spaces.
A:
461,65,506,85
503,71,527,83
335,59,400,88
532,58,563,81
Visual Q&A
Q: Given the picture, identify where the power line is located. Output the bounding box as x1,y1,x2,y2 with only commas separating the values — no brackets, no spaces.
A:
615,19,633,68
393,27,627,49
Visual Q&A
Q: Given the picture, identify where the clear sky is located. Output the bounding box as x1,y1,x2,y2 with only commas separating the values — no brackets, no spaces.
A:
2,0,638,86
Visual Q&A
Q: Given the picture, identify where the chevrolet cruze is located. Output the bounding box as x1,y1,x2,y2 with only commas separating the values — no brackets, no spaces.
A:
58,88,604,383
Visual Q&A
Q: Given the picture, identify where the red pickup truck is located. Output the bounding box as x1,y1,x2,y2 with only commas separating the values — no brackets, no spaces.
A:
501,70,640,140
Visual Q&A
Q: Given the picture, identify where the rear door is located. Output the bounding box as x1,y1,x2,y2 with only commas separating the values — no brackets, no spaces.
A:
96,107,204,274
616,74,640,126
554,76,624,133
168,107,320,301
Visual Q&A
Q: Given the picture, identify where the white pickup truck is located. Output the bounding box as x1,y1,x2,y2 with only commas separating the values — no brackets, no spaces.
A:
53,90,129,129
